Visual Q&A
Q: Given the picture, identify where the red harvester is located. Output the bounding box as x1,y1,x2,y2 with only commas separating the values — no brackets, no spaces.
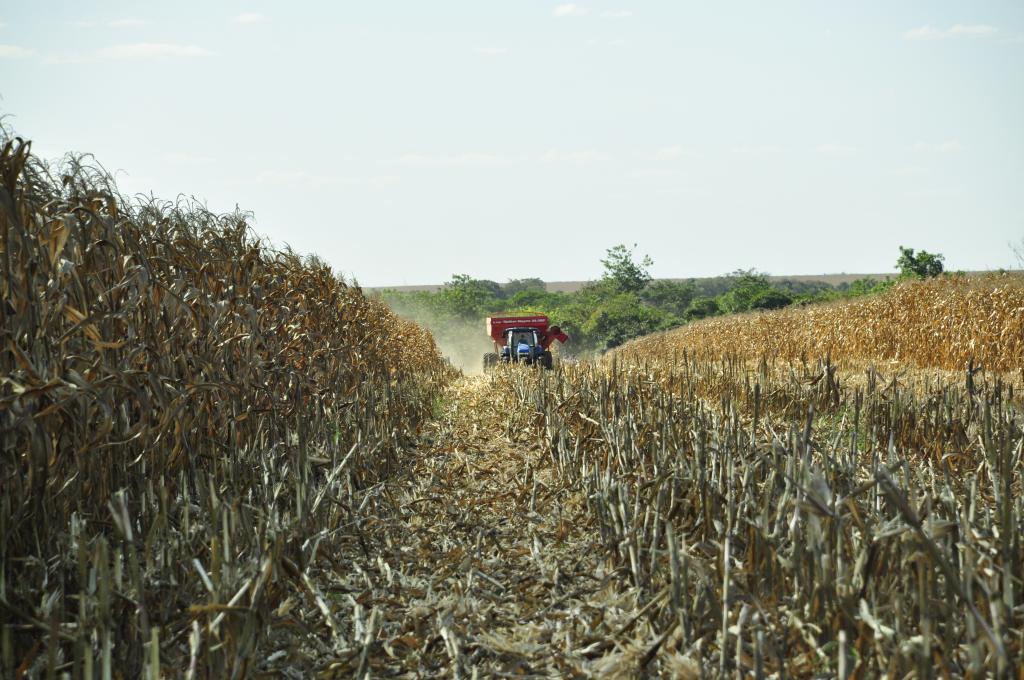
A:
483,314,568,370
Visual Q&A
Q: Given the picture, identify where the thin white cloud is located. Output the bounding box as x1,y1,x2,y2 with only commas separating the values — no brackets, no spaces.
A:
816,143,858,156
542,149,605,163
98,43,215,59
904,25,943,40
41,53,87,65
396,153,512,166
109,19,148,28
949,24,997,37
0,21,8,29
233,13,267,24
474,47,508,56
602,10,633,18
655,145,685,161
903,24,997,41
553,4,589,18
912,140,961,153
0,44,34,58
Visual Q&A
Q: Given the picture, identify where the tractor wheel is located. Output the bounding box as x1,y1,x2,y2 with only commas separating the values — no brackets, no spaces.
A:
540,352,553,369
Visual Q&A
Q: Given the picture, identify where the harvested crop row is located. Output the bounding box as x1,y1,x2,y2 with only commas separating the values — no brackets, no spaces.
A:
0,135,452,675
613,276,1024,373
510,354,1023,676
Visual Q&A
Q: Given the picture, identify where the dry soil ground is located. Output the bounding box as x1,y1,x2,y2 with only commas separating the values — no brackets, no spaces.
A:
314,375,662,678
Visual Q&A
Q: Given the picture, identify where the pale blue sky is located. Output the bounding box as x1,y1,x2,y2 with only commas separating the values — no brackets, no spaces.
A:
3,2,1022,286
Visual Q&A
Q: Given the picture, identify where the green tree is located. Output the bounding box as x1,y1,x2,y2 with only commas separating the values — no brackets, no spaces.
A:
542,300,591,351
582,293,676,350
601,244,653,294
896,246,945,278
436,274,501,319
684,297,720,320
502,278,546,297
844,277,891,297
506,288,561,309
717,270,773,313
640,280,697,316
475,279,504,298
748,288,793,310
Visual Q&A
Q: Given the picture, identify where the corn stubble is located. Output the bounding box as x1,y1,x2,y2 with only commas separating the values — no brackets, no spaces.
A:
513,324,1023,675
0,136,451,676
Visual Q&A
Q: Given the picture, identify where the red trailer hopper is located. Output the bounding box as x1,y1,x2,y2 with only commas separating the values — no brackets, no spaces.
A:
485,314,568,351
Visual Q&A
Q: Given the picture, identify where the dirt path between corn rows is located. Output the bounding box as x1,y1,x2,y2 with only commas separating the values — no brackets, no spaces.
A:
313,375,655,678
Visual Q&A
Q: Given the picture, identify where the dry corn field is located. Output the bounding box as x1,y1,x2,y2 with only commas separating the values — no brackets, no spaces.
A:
2,130,1023,679
613,276,1024,374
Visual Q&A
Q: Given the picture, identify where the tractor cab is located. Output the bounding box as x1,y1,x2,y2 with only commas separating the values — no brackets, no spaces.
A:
502,328,540,363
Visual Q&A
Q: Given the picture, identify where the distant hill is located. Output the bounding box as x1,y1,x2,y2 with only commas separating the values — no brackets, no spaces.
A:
368,273,897,294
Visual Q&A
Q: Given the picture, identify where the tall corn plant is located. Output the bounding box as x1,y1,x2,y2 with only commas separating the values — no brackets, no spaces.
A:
615,275,1024,374
0,133,452,676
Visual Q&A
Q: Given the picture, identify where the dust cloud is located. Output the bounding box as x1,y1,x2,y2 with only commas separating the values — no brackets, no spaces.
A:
377,299,495,375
